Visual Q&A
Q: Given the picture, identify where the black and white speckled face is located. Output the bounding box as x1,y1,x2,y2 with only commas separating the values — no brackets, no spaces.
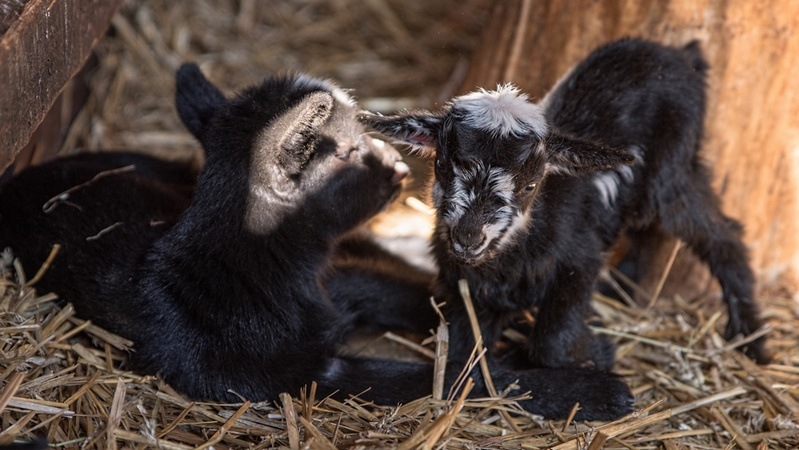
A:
359,83,636,265
431,156,541,265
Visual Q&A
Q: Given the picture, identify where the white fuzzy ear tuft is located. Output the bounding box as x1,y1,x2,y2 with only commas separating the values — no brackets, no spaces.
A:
451,84,548,138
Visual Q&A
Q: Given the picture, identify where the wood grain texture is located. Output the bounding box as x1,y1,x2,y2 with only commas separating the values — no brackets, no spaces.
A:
461,0,799,287
0,0,123,172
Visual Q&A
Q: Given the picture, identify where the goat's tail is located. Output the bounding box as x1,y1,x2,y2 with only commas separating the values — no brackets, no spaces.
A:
316,357,633,421
681,40,709,74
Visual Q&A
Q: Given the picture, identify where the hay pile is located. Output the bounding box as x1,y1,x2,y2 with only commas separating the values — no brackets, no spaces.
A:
2,0,798,448
2,240,798,448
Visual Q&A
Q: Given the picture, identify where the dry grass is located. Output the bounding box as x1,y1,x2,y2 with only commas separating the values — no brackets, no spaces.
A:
2,240,798,448
2,0,798,448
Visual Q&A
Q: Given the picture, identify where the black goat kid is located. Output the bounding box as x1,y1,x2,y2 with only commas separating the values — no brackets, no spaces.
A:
360,38,769,369
0,65,633,420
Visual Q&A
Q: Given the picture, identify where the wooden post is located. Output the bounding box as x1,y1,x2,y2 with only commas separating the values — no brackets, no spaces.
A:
460,0,799,289
0,0,125,172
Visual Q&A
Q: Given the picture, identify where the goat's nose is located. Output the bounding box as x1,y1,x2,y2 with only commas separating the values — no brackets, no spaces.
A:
451,229,486,253
392,161,409,183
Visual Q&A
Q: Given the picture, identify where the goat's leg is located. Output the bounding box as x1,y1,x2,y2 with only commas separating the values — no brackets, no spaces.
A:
526,266,617,370
319,356,633,421
326,269,435,336
443,298,508,362
325,233,437,334
598,226,671,304
658,175,769,363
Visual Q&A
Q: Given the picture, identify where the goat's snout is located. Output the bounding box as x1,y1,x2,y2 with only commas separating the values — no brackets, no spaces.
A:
450,227,487,264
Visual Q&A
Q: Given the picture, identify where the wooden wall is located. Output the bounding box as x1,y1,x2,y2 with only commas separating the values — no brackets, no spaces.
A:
0,0,124,173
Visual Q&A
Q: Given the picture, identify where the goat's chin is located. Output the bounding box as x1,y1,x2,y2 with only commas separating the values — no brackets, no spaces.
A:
451,249,493,267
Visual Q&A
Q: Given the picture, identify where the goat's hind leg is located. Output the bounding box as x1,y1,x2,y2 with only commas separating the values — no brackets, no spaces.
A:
325,234,437,334
657,173,770,363
318,356,632,420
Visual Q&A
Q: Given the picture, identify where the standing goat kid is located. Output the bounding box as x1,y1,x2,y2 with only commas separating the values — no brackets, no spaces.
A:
360,38,769,369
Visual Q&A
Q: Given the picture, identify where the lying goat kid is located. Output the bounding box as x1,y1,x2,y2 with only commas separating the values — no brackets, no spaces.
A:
0,65,633,420
360,38,769,369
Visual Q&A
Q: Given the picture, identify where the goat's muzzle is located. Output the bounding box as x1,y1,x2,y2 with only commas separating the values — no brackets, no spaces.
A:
450,228,487,266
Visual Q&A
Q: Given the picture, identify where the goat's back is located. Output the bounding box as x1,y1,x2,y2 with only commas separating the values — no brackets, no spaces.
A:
0,152,195,328
543,38,707,158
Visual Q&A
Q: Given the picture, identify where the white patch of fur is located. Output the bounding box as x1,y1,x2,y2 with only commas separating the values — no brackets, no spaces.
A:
292,74,356,107
544,161,574,176
452,84,548,138
478,205,515,254
486,167,515,203
444,174,472,226
593,172,621,208
494,210,532,252
322,358,345,380
592,145,642,208
534,139,547,156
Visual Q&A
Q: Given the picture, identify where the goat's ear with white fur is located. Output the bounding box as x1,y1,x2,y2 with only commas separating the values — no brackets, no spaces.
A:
543,131,637,175
270,91,334,174
358,112,442,157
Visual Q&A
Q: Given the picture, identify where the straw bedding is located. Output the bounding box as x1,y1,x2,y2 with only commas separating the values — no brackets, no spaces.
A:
2,1,797,448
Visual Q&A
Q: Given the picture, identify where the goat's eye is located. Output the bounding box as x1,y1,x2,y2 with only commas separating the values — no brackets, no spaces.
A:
525,182,537,191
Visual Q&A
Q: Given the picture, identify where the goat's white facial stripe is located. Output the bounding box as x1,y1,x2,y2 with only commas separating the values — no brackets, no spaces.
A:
442,165,523,257
443,166,515,227
488,168,515,203
452,84,548,138
495,210,532,251
477,205,516,254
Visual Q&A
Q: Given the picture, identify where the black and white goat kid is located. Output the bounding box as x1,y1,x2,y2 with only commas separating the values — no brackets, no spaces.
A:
360,38,769,370
0,65,633,420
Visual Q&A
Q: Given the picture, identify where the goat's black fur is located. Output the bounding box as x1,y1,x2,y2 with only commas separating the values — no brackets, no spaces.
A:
360,38,769,369
0,65,633,420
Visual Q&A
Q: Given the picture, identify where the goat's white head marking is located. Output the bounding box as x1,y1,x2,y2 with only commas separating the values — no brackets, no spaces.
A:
451,84,549,139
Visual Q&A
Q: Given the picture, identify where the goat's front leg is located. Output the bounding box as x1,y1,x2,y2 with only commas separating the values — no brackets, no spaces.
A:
527,266,616,370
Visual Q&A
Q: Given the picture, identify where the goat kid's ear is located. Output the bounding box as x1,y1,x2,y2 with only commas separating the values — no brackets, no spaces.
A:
176,63,227,140
275,91,335,174
358,111,442,157
543,131,637,176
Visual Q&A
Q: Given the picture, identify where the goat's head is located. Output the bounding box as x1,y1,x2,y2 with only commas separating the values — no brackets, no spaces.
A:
176,64,408,238
360,84,635,266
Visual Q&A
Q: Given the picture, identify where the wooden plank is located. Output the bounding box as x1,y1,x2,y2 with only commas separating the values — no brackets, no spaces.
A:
0,0,124,172
460,0,799,288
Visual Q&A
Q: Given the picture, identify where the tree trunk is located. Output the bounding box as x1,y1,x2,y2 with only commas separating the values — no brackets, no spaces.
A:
459,0,799,291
